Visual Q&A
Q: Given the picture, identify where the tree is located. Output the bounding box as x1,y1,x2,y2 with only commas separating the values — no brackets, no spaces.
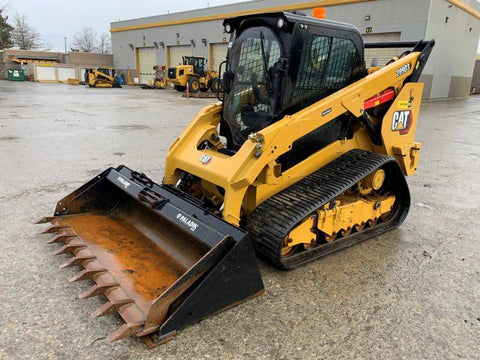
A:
11,13,41,50
97,32,111,54
71,27,97,52
0,6,13,49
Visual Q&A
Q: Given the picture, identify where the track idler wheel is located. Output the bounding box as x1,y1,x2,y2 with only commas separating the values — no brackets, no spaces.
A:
356,169,385,195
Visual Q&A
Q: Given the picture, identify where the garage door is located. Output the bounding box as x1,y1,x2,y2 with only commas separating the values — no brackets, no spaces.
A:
168,45,191,68
138,47,156,85
35,65,56,81
57,67,76,82
363,32,401,68
210,43,228,72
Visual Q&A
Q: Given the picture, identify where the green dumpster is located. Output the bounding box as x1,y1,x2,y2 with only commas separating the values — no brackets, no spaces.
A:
7,69,25,81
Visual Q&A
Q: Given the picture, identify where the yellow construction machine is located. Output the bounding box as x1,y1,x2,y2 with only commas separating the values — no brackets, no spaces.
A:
167,55,220,93
38,10,434,347
86,67,121,88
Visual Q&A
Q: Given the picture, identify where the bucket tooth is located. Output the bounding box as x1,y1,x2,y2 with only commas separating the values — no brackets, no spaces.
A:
91,301,116,317
59,253,95,269
91,299,133,317
52,241,86,255
35,216,56,224
47,234,75,244
117,302,147,336
46,229,77,244
107,322,143,343
136,324,160,337
69,268,106,282
79,282,119,299
41,224,68,234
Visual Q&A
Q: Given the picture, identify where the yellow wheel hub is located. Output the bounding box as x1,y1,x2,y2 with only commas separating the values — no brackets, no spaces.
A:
357,169,385,195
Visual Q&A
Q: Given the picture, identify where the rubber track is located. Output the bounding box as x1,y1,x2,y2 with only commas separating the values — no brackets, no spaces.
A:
246,149,410,269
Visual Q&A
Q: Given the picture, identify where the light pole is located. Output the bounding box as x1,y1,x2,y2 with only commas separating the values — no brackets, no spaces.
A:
64,37,67,54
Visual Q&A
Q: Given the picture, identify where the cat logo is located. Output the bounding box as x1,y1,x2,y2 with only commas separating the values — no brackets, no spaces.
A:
392,110,412,135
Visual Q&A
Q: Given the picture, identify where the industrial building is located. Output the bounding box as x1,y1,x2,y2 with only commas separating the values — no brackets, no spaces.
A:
110,0,480,99
0,49,113,82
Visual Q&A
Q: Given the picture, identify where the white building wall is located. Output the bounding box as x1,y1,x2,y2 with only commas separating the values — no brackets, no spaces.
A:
110,0,480,99
424,0,480,98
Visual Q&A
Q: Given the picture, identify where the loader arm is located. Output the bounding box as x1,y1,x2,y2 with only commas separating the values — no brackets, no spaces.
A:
163,45,433,225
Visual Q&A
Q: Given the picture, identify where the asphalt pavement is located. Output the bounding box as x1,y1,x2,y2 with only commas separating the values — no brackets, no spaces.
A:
0,81,478,359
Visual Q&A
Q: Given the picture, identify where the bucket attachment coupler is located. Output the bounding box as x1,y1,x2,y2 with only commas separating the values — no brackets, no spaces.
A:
37,165,264,347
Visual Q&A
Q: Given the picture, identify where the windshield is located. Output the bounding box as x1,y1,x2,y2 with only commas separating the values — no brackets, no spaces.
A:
98,68,114,77
222,26,282,147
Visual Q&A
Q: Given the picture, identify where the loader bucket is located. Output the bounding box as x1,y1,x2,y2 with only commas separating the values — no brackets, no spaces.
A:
37,166,264,347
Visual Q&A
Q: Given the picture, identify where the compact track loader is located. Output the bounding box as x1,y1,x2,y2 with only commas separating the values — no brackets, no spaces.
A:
86,67,121,88
38,10,434,347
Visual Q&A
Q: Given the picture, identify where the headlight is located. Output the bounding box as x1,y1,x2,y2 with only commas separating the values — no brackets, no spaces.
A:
276,17,285,29
224,23,232,33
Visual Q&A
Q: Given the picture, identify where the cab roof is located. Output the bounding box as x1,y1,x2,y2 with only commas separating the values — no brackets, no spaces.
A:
223,11,361,35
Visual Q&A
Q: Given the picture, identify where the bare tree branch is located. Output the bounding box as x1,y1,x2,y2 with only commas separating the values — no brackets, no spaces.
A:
97,32,111,54
71,27,97,52
12,13,41,50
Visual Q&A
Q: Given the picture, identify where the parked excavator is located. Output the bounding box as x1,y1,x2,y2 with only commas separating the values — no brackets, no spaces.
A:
38,10,434,347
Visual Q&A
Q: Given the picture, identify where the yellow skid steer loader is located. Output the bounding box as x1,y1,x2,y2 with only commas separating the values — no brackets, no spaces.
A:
38,10,434,347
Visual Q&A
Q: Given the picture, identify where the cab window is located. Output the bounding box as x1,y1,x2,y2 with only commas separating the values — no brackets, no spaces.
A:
293,34,358,107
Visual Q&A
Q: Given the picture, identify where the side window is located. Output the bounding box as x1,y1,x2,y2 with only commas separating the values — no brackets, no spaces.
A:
293,34,358,107
311,36,330,72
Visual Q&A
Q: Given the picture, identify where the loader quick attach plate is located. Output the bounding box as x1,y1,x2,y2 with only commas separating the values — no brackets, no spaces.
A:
37,165,264,347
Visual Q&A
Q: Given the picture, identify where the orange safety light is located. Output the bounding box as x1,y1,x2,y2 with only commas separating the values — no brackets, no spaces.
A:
313,7,326,19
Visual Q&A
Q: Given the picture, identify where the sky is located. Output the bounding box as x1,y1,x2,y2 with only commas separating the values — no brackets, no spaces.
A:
1,0,244,51
3,0,480,52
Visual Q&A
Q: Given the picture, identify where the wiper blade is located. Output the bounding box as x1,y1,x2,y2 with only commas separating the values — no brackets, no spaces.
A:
259,31,273,92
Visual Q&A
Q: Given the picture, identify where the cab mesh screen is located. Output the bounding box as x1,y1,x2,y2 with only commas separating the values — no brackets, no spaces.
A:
293,35,358,107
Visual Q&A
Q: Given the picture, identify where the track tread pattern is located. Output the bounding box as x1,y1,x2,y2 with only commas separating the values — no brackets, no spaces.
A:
246,149,410,269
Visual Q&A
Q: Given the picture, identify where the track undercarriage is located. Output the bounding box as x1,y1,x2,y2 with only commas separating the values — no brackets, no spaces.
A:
246,149,410,269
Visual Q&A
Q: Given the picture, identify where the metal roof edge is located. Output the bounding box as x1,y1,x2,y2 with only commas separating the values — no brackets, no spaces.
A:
110,0,372,33
447,0,480,20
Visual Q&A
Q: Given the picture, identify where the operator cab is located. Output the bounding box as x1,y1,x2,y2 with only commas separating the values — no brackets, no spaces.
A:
219,12,365,150
96,67,115,77
183,56,206,76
